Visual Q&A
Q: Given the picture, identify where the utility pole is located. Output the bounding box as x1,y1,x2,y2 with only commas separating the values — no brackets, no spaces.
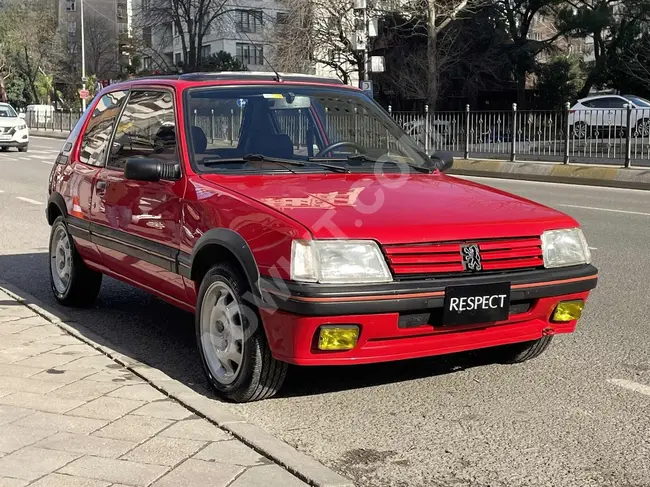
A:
362,5,369,81
80,0,87,111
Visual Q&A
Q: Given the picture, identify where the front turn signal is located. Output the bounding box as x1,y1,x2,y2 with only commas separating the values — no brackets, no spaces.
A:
317,325,359,351
552,300,585,322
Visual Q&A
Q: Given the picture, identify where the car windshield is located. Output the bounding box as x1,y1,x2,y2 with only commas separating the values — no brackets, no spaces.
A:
623,95,650,108
0,105,17,118
184,85,431,173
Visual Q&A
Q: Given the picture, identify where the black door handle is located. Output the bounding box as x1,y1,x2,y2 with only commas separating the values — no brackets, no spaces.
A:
96,181,107,191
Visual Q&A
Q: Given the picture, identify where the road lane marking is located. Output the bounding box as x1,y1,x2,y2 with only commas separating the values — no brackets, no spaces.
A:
42,161,54,165
30,155,53,160
557,204,650,217
609,379,650,397
0,190,4,193
461,175,650,193
16,197,42,205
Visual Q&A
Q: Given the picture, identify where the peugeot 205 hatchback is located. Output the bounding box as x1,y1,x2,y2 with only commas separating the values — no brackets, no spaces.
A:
46,73,598,402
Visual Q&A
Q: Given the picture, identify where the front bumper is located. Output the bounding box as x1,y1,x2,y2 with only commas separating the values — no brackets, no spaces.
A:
0,128,29,147
258,264,598,365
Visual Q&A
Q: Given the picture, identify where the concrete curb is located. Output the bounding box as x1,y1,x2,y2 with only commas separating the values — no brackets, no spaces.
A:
0,278,355,487
29,130,70,140
450,159,650,190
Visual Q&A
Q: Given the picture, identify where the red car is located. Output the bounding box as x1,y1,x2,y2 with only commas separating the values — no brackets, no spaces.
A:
47,73,598,402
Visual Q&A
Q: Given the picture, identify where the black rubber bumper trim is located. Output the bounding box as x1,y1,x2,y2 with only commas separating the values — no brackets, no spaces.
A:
259,265,598,316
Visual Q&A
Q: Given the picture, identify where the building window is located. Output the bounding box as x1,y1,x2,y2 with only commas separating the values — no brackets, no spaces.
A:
201,45,211,59
68,21,77,36
175,53,182,65
117,3,126,20
65,0,76,12
202,15,211,35
143,57,152,70
141,0,150,11
142,26,152,47
236,43,263,66
276,12,289,24
236,9,263,33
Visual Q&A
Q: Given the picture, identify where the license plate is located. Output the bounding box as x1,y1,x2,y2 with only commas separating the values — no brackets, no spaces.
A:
0,135,11,141
443,282,511,326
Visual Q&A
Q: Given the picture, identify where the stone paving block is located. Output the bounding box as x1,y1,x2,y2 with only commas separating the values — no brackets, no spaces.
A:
14,352,79,369
0,376,66,394
31,367,96,385
0,447,81,481
63,355,118,371
0,423,58,454
29,473,111,487
159,418,231,442
131,400,192,421
0,477,28,487
13,412,108,435
151,459,243,487
0,405,34,426
229,464,308,487
34,432,136,459
0,306,33,322
48,344,101,357
107,384,167,402
59,456,169,486
193,440,267,467
67,396,144,421
47,380,120,401
36,335,82,346
0,392,85,414
11,327,65,341
121,436,206,467
0,364,45,379
92,415,173,443
85,371,144,384
0,322,36,336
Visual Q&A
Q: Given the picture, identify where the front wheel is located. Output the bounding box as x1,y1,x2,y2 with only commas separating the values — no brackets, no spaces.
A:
18,145,28,153
49,216,102,306
195,263,288,402
493,336,554,364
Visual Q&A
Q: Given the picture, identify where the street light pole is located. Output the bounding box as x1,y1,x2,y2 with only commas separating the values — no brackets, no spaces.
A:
80,0,87,111
362,6,369,82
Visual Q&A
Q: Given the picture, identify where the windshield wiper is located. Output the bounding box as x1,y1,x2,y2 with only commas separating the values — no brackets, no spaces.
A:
202,154,350,173
310,154,433,174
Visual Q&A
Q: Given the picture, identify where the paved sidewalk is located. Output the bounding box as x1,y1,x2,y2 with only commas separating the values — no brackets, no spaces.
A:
0,290,308,487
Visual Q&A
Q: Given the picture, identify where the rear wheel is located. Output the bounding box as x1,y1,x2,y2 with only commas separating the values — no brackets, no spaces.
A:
492,336,554,364
571,121,588,138
49,216,102,306
635,118,650,137
195,262,287,402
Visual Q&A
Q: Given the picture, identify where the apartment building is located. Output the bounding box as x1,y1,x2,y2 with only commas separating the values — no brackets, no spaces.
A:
133,0,286,72
58,0,132,80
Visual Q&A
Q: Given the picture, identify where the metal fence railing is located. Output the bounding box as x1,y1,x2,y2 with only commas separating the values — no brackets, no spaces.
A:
390,103,650,168
26,103,650,167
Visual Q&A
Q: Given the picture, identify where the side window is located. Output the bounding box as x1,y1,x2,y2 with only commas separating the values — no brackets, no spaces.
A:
606,97,627,109
586,98,609,109
79,91,128,166
108,91,176,170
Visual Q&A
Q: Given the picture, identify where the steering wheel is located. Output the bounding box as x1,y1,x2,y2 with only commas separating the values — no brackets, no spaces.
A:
315,141,366,158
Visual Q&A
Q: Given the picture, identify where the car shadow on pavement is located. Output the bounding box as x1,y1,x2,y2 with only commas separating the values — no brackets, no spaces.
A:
0,252,498,401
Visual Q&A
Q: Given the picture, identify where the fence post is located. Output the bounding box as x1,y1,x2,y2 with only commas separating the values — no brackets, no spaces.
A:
510,103,517,162
424,104,430,154
625,103,633,168
564,102,571,164
354,107,359,144
229,109,234,145
464,105,470,159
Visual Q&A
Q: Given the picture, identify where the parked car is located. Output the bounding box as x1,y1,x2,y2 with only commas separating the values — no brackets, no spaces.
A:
46,72,598,402
568,94,650,138
402,118,452,149
0,102,29,152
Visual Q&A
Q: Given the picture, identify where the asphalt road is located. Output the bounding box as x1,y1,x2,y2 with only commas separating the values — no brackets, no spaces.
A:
2,136,650,487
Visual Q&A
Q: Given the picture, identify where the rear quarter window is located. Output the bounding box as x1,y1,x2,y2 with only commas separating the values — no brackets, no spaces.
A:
78,91,129,167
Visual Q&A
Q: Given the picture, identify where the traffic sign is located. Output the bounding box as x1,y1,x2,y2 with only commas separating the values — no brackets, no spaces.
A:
79,89,90,100
360,81,373,97
236,98,247,108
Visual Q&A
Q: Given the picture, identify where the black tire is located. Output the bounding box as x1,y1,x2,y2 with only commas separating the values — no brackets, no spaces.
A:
571,122,588,138
0,147,9,152
18,145,28,153
49,216,102,307
195,262,287,403
635,118,650,137
493,336,554,364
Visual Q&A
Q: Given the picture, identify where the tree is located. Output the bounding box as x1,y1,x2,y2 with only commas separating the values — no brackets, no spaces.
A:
84,14,120,79
558,0,650,98
135,0,232,71
199,51,247,71
536,54,586,108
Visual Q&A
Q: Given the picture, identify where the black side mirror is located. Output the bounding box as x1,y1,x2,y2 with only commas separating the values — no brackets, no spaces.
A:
124,158,181,182
429,151,453,172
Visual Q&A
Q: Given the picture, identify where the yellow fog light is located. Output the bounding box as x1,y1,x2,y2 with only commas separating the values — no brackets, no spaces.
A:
317,325,359,351
552,300,585,322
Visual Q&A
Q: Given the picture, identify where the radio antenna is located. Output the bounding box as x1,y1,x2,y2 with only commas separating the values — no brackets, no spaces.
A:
225,10,283,82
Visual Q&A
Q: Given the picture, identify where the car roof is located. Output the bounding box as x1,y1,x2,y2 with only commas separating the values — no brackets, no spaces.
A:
99,71,354,94
577,94,623,102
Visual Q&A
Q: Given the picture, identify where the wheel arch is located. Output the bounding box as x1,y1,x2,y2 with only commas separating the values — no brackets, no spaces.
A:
47,192,67,225
188,229,261,298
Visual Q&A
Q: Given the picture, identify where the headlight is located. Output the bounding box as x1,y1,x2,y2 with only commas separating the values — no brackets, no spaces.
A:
541,228,591,268
290,240,393,284
16,124,26,131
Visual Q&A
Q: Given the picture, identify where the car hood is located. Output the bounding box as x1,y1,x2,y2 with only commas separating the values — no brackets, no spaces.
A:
0,118,24,127
200,172,577,244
